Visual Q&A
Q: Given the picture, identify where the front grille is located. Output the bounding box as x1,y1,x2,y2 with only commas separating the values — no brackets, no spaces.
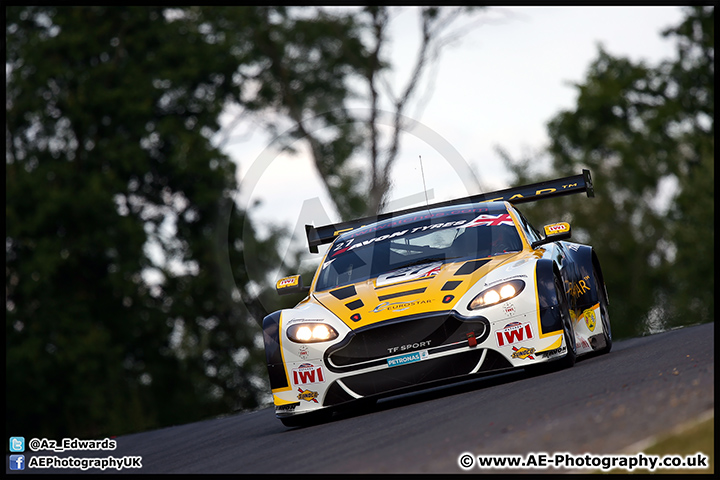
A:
323,349,513,404
325,312,490,372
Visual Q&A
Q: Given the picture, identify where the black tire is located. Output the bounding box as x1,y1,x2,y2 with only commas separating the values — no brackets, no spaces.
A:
553,273,577,369
525,273,576,376
593,268,612,354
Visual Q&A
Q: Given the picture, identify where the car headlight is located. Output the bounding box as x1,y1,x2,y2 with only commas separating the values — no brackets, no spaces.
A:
287,323,339,343
468,280,526,310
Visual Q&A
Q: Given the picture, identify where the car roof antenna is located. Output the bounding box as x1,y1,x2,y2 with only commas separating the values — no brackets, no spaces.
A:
419,155,430,208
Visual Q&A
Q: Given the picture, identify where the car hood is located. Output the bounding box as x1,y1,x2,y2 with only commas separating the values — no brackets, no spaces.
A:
311,253,524,329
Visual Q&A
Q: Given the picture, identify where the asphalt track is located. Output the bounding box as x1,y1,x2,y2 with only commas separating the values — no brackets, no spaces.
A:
10,322,714,474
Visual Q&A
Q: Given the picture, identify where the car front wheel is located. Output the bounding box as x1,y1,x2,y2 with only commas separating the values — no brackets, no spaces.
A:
526,274,576,376
593,268,612,354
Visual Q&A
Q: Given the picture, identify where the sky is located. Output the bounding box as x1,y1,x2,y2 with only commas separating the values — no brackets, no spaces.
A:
218,6,685,269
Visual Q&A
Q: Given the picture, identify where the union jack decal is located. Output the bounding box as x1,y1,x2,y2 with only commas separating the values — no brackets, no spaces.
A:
464,213,514,228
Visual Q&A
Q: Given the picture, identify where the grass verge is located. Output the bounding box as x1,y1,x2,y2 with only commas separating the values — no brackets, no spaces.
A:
604,412,713,474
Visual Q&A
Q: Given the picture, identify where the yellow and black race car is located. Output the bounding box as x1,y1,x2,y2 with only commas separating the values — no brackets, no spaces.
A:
263,170,611,427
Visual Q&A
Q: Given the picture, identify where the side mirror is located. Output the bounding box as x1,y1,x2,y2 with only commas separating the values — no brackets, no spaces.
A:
531,222,572,249
276,275,310,296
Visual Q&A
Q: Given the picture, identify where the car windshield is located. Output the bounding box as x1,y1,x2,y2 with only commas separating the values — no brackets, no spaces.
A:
314,205,523,291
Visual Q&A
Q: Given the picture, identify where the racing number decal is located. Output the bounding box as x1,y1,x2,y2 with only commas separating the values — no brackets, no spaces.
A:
376,262,442,287
331,239,354,257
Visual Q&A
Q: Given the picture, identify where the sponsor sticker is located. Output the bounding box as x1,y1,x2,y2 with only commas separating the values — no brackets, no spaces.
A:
544,222,570,236
298,345,310,360
387,350,429,367
464,213,515,228
496,322,533,347
297,388,319,403
372,298,433,313
569,276,591,298
338,208,488,240
292,363,325,386
511,346,536,360
484,274,527,287
275,402,300,412
276,276,300,289
387,340,432,355
287,318,325,325
583,307,597,331
538,346,567,358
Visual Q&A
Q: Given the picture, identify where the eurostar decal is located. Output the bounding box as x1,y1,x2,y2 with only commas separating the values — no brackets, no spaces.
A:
372,298,434,313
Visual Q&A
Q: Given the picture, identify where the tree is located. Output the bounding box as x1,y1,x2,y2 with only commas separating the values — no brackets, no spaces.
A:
500,6,713,338
5,6,321,438
217,6,486,221
352,7,486,216
657,7,714,327
225,7,489,313
205,6,373,222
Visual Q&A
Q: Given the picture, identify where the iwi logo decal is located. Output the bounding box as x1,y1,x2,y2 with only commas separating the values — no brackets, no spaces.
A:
496,322,533,347
292,363,325,386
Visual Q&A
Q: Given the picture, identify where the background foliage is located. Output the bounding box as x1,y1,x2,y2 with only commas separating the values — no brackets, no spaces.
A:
5,6,325,439
6,6,713,440
500,6,713,339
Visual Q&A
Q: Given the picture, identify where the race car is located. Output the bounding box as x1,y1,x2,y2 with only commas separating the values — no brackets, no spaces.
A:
263,170,611,427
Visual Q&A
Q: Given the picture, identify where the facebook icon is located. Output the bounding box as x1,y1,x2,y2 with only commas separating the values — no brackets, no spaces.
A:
9,455,25,470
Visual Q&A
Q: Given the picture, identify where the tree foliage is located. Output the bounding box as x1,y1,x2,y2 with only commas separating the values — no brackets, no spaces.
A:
355,7,485,217
501,6,713,338
225,6,485,220
221,7,487,312
5,6,363,439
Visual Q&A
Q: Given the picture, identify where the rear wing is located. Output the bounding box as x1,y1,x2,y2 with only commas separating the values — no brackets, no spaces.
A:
306,169,594,253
